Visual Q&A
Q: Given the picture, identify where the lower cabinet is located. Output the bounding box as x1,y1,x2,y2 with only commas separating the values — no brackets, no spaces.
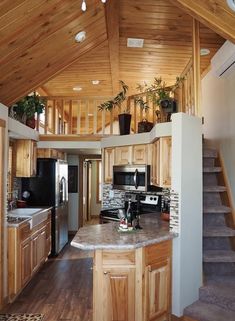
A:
145,259,171,321
20,238,31,287
103,267,135,321
93,241,172,321
8,213,51,302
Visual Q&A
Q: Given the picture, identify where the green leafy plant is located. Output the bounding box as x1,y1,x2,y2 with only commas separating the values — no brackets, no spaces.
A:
98,81,129,113
136,76,184,110
12,92,45,120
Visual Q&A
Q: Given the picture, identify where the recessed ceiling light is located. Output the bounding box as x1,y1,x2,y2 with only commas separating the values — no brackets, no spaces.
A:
200,48,210,56
127,38,144,48
75,31,86,43
73,86,82,91
227,0,235,11
88,113,93,117
92,80,100,85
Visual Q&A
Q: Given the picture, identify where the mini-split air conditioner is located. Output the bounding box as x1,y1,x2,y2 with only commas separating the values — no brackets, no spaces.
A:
211,40,235,78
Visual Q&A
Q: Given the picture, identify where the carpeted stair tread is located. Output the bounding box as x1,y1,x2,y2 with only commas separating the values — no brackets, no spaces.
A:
203,226,235,237
203,186,226,193
184,300,235,321
203,149,218,158
204,250,235,262
203,205,231,213
199,283,235,312
203,167,222,173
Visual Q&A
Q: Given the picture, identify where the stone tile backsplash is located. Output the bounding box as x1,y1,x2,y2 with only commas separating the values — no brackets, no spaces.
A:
102,183,125,209
169,190,179,234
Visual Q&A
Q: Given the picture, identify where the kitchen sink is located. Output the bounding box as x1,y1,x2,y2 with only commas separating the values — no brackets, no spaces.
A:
8,208,48,228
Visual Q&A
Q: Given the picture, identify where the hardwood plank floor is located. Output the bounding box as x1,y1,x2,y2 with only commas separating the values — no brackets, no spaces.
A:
1,241,94,321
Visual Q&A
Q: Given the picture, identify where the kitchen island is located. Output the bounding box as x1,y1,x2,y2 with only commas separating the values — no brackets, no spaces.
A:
71,214,177,321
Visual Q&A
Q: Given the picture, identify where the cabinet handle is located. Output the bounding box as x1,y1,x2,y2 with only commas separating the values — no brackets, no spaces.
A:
103,271,109,275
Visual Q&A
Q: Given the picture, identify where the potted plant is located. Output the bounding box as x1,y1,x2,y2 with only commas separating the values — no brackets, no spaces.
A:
134,96,153,133
11,92,45,129
136,76,184,123
98,81,131,135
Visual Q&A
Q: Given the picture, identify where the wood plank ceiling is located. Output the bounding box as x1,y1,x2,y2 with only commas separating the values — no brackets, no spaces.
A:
0,0,225,105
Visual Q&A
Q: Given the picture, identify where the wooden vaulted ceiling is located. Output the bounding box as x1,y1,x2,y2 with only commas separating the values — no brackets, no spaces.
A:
0,0,229,105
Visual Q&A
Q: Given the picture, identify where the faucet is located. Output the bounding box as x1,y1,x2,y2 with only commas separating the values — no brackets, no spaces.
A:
7,199,16,212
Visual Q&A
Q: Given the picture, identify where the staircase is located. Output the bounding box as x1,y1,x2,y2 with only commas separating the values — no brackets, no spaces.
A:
184,148,235,321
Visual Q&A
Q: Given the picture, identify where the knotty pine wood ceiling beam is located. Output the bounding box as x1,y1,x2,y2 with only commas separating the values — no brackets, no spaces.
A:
172,0,235,43
105,0,120,95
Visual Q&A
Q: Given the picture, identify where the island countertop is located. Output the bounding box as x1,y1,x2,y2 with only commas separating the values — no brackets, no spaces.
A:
71,214,177,250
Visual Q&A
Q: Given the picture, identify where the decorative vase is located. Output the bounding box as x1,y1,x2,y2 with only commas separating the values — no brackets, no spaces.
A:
26,117,36,129
138,119,153,133
118,113,131,135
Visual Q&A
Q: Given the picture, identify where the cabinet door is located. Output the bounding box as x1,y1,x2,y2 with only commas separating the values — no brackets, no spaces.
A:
16,139,37,177
115,146,132,165
104,148,115,183
145,259,171,321
160,137,171,187
21,238,31,287
31,233,39,273
37,228,46,265
151,140,160,186
103,267,135,321
132,144,147,165
45,218,51,257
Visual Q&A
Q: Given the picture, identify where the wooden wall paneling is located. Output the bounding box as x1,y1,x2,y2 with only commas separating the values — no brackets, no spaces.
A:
173,0,235,43
102,109,105,135
0,120,6,308
52,100,56,134
192,19,201,117
93,101,97,134
77,101,81,135
69,100,73,134
0,2,107,105
55,100,59,135
105,0,120,94
44,100,48,134
61,100,64,135
85,101,89,135
110,109,113,135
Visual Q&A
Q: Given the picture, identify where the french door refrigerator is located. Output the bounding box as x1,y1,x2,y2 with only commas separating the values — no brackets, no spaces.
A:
22,159,68,256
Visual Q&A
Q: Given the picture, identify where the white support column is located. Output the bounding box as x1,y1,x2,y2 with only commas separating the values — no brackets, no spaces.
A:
171,112,203,316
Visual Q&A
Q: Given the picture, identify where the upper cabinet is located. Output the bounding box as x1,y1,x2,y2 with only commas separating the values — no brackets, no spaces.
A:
132,144,147,165
104,148,115,184
151,137,171,188
16,140,37,177
114,146,132,165
103,139,171,187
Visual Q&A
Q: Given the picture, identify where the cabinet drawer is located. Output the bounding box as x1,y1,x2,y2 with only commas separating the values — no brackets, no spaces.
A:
19,223,31,241
102,250,135,265
145,240,171,266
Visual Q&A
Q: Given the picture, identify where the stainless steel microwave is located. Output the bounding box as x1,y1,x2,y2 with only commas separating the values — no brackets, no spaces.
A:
113,165,150,191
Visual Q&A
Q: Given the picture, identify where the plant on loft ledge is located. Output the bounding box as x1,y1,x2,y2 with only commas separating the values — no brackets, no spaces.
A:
136,76,184,126
98,80,131,135
11,92,45,129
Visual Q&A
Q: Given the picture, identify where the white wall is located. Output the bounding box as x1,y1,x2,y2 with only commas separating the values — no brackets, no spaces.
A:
171,113,203,316
202,67,235,203
67,155,79,232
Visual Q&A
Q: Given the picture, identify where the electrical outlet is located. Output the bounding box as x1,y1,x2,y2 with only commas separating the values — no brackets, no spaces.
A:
109,190,114,198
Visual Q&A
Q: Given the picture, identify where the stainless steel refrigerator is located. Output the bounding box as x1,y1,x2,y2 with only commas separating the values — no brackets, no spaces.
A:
22,159,68,256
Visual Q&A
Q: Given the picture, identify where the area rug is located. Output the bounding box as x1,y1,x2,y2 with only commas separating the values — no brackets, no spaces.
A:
0,314,44,321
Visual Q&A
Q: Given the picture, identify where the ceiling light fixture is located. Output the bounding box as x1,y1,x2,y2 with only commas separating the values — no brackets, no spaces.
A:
75,31,86,43
92,80,100,85
73,86,82,91
81,0,107,12
200,48,210,56
227,0,235,11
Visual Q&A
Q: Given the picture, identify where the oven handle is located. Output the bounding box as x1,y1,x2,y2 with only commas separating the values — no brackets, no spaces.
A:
134,169,138,189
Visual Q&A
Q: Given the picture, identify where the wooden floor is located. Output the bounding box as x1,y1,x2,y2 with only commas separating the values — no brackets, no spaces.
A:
1,241,94,321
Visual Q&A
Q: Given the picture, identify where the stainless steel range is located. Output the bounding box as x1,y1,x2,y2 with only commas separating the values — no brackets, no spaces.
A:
100,192,162,223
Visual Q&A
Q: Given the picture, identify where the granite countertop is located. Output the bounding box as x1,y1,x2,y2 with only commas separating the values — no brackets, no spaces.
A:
71,214,178,250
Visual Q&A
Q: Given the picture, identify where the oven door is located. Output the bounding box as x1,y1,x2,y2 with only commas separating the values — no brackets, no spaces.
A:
113,165,150,191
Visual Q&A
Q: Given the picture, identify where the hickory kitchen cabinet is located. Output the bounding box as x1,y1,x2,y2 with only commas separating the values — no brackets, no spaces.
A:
151,137,172,188
103,147,115,183
132,144,148,165
93,241,172,321
7,211,51,302
15,139,37,177
114,145,132,165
